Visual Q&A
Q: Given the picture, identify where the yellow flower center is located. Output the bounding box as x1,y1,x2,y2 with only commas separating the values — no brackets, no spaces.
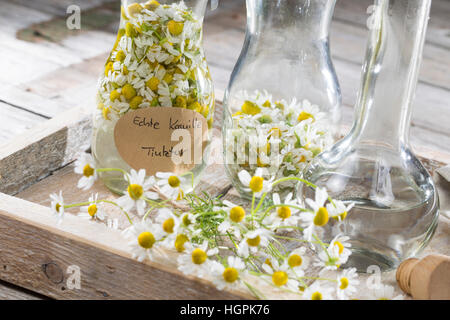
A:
168,175,181,188
102,107,111,120
146,77,160,91
138,232,155,249
223,267,239,283
122,84,136,101
163,218,175,234
125,22,138,38
241,100,261,115
128,184,143,200
182,214,191,226
55,203,62,212
174,234,188,252
288,254,303,268
145,0,160,10
167,20,184,36
229,206,245,223
116,50,126,62
176,189,185,201
110,89,121,102
129,96,143,110
127,3,143,16
272,271,288,287
277,206,292,220
340,277,349,290
311,292,323,300
163,73,173,84
246,235,261,247
191,248,207,265
335,241,345,255
333,211,348,221
297,111,314,122
175,96,187,108
87,204,97,217
264,258,273,268
313,207,329,226
249,176,264,193
83,164,95,177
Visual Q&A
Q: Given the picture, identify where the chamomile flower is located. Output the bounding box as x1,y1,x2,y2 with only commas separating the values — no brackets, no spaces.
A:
217,201,245,239
303,283,334,300
327,200,354,222
285,247,309,276
210,256,246,290
123,220,163,262
79,194,106,221
300,187,330,241
116,169,159,215
262,258,299,291
177,241,217,279
336,268,359,300
50,191,65,224
74,153,97,190
315,234,352,270
238,168,273,197
155,208,181,247
238,228,272,258
156,172,188,200
264,193,301,228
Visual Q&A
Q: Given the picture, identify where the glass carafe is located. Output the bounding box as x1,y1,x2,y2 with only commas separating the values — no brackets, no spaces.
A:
301,0,439,271
92,0,214,194
222,0,341,200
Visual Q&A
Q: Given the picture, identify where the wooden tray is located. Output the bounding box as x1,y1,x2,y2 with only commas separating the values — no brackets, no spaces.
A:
0,103,449,300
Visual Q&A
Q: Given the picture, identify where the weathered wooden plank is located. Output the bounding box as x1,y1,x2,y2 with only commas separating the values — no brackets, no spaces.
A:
0,280,46,300
0,102,48,145
0,192,252,300
0,106,92,195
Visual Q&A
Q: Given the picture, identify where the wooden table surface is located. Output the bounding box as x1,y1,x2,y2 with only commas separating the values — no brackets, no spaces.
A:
0,0,449,299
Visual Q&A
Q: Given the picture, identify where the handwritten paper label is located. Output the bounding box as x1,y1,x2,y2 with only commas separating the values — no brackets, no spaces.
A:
114,107,209,175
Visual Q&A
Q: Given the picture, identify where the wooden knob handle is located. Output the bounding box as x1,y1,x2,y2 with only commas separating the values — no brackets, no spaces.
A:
396,258,419,295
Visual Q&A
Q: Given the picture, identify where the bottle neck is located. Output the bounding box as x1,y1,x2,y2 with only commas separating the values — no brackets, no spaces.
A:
351,0,431,148
246,0,336,44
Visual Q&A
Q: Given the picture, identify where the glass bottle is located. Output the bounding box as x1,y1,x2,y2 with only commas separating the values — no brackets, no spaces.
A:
222,0,341,200
301,0,439,271
92,0,214,194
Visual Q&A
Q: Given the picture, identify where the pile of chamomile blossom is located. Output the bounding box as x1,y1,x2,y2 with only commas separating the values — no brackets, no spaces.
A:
49,152,403,300
96,0,214,129
225,90,334,195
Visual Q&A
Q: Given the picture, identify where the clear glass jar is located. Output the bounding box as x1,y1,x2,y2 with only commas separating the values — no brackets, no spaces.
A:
92,0,214,194
222,0,341,200
300,0,439,271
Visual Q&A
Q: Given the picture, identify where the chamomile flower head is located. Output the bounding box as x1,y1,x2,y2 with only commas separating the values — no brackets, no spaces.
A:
327,200,354,222
336,268,359,300
155,207,181,247
211,256,246,291
123,220,163,262
50,191,65,224
264,193,301,228
79,193,106,221
177,241,217,279
300,187,330,241
315,234,352,270
238,168,273,197
285,247,309,275
238,228,272,258
117,169,159,215
262,258,299,291
74,153,97,190
156,172,189,201
303,283,334,300
217,200,245,239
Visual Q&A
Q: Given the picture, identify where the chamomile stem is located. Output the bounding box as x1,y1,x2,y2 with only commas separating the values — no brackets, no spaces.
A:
99,199,134,225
